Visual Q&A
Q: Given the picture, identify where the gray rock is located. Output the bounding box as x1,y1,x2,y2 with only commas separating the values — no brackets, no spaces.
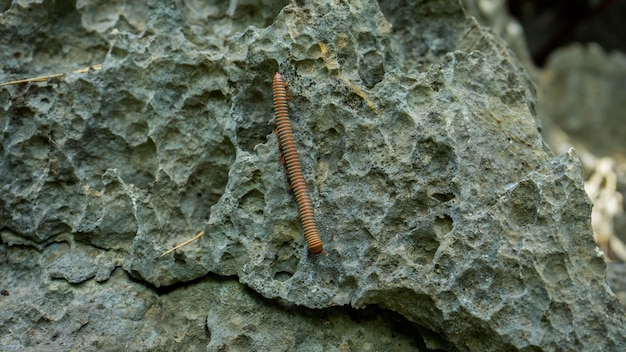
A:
0,244,422,351
540,44,626,263
460,0,536,74
1,1,624,351
461,0,626,299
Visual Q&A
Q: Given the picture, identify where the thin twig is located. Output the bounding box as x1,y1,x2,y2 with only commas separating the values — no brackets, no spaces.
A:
0,64,102,87
158,230,205,258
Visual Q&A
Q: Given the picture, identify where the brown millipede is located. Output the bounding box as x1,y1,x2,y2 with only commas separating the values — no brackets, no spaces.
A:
272,72,325,255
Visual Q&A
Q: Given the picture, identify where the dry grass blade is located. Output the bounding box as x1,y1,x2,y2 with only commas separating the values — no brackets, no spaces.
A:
158,230,205,258
0,64,102,87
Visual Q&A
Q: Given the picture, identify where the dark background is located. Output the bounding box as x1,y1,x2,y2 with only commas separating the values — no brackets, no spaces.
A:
508,0,626,66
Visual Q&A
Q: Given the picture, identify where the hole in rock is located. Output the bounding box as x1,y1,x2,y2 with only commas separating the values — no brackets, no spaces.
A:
431,192,456,203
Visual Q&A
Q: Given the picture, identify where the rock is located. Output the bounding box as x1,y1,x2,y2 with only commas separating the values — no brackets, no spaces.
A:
540,45,626,263
461,0,626,301
0,244,422,351
460,0,536,73
1,0,624,351
541,43,626,158
462,0,626,318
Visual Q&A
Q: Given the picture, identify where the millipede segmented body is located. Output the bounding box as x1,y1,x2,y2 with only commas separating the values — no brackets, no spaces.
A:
272,72,325,255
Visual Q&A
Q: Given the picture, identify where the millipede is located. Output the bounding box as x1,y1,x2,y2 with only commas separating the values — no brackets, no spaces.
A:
272,72,325,255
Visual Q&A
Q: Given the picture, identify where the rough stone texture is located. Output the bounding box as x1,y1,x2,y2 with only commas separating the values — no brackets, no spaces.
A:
462,0,626,299
460,0,535,73
1,1,625,351
0,243,421,351
462,0,626,265
540,43,626,262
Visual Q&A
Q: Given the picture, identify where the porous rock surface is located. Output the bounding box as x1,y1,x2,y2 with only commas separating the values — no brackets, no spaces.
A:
1,0,625,351
462,0,626,297
541,43,626,263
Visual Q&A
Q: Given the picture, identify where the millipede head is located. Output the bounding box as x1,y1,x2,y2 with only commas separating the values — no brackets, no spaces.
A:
273,72,289,97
